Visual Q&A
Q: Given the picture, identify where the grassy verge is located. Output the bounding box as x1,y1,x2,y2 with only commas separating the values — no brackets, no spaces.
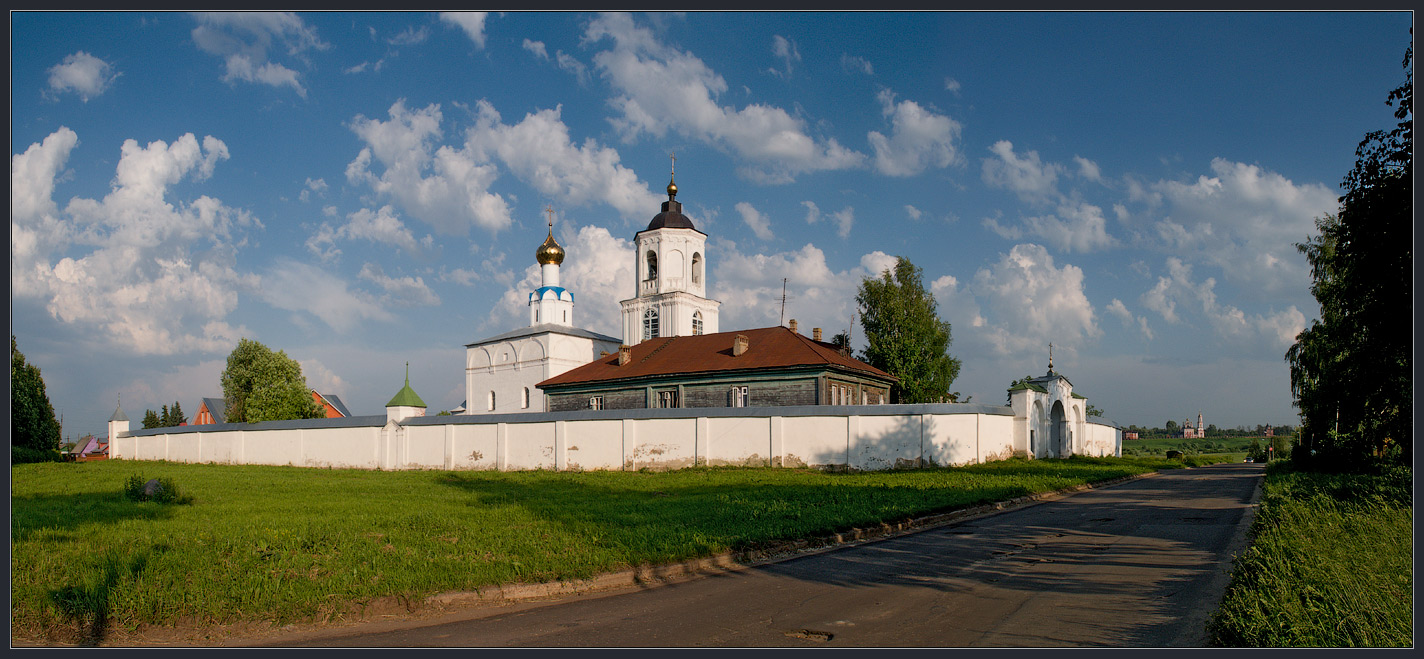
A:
13,455,1202,640
1207,462,1412,647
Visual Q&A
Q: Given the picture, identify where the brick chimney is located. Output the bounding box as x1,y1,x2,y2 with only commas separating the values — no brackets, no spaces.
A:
732,334,749,357
788,319,798,334
813,327,822,341
618,344,632,366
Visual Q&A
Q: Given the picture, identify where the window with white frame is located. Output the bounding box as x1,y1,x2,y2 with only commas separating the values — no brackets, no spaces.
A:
657,390,679,408
692,252,702,284
589,396,604,410
731,385,749,407
643,307,660,340
692,311,703,335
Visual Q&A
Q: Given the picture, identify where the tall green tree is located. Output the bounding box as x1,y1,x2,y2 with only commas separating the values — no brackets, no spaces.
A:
856,257,961,403
1287,44,1412,468
220,338,323,423
11,336,62,456
142,410,162,429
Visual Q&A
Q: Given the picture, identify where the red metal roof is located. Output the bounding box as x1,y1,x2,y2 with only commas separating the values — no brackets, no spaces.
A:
538,326,895,388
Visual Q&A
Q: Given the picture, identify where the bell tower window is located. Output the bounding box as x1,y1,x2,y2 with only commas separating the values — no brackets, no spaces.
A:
643,307,660,340
646,251,658,279
693,311,703,335
692,253,702,284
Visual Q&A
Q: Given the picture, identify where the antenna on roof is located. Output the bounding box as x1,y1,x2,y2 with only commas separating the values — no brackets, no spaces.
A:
779,278,788,326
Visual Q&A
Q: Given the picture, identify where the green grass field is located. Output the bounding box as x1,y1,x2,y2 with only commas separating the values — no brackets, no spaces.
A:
11,454,1217,641
1207,463,1412,647
1122,435,1268,456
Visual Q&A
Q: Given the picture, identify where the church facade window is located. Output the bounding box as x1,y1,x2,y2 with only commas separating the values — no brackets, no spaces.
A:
521,387,530,409
692,253,702,284
646,251,658,279
692,311,703,335
488,390,496,411
643,308,660,340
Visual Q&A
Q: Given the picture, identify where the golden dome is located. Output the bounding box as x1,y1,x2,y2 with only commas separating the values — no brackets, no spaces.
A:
667,177,678,199
536,230,565,265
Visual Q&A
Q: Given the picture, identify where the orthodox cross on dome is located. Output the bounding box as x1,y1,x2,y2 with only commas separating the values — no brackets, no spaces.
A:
666,151,678,199
545,204,556,229
1048,342,1054,374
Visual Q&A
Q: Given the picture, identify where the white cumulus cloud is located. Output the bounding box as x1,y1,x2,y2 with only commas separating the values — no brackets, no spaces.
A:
440,12,488,48
45,51,120,101
345,99,512,235
981,140,1064,204
464,101,661,223
190,12,326,97
868,89,961,177
12,129,259,355
585,13,864,184
734,202,776,241
968,244,1100,356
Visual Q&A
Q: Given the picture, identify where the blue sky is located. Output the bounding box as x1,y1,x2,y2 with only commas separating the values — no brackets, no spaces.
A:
11,11,1412,437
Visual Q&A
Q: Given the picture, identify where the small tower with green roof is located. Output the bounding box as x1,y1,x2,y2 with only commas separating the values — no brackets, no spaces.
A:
385,363,427,423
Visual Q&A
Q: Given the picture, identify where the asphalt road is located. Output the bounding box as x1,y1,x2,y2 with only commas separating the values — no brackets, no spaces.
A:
273,462,1264,647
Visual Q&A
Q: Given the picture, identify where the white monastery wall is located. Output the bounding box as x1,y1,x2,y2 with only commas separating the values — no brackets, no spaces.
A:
113,404,1121,472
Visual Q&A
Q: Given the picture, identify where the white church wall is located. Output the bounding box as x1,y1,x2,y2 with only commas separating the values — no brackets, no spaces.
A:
630,417,698,470
305,427,382,469
979,414,1018,462
851,414,924,470
505,422,556,470
781,415,848,468
922,413,980,467
707,416,772,467
167,435,200,463
563,419,623,471
113,406,1122,474
404,424,447,469
452,423,499,470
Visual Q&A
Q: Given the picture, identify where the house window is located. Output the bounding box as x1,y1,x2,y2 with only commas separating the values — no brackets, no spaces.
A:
657,390,679,408
643,307,659,340
692,252,702,284
646,250,658,279
731,386,749,407
692,311,703,335
861,390,867,405
488,390,496,411
589,396,604,410
522,387,530,409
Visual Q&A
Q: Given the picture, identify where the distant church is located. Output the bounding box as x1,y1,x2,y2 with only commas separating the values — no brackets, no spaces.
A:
1182,411,1206,439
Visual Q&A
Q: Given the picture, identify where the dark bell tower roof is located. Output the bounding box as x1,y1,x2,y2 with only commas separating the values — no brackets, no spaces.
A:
646,164,695,231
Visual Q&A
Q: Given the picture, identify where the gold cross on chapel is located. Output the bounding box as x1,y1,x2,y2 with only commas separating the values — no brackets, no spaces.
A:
545,204,555,228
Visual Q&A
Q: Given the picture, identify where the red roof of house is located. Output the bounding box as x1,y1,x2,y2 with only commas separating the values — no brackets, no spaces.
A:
538,326,895,388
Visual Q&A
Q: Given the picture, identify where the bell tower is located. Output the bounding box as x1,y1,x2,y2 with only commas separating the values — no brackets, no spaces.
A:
619,155,720,345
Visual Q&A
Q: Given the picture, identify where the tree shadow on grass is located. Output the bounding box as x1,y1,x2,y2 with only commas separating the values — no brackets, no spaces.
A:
47,547,159,646
11,493,182,543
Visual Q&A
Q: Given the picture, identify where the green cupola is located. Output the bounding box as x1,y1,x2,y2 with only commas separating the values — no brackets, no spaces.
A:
385,363,426,408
